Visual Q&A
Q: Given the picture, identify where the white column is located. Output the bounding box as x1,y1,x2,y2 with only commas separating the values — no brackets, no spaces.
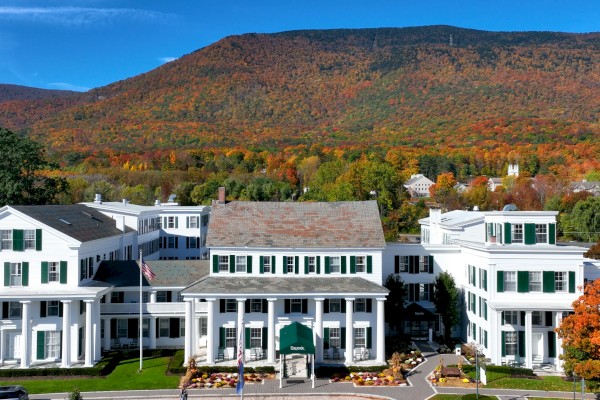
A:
184,299,193,365
149,317,157,349
345,298,354,364
314,299,324,363
376,298,385,363
150,291,157,303
525,311,532,369
102,317,111,352
555,311,563,372
206,299,215,364
84,300,94,367
237,299,246,358
0,328,4,364
61,301,72,367
489,309,500,365
93,300,101,361
20,301,31,368
267,299,276,363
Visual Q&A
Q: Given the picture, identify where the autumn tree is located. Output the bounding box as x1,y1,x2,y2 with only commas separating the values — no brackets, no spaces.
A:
584,241,600,260
556,279,600,383
463,176,491,210
433,272,460,342
429,172,461,210
0,127,67,206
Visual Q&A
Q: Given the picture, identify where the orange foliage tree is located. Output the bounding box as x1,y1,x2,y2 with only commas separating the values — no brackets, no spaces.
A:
556,279,600,382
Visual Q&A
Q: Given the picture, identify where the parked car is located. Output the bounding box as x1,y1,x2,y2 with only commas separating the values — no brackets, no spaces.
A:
0,386,29,400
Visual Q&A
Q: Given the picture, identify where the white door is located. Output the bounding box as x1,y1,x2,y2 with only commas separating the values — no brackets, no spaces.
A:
6,333,21,360
532,333,543,361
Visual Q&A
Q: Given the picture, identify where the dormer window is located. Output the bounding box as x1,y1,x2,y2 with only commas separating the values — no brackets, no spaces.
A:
511,224,523,243
535,224,547,243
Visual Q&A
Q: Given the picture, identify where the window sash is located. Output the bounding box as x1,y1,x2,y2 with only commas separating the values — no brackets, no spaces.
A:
356,256,366,273
47,301,60,316
0,230,11,250
504,271,517,292
555,271,567,291
529,271,542,292
189,217,199,228
308,256,316,273
225,328,236,348
329,328,341,348
250,299,262,313
290,299,302,313
354,328,366,347
225,299,237,313
505,331,517,356
10,263,22,286
118,319,128,338
419,284,430,301
48,262,60,282
199,317,208,336
399,256,409,272
236,256,247,273
159,319,169,337
419,256,429,273
355,299,366,312
9,302,22,318
286,257,294,273
329,299,341,312
46,331,60,359
250,328,262,348
512,224,523,243
218,256,229,272
503,311,518,325
262,256,271,273
535,224,547,243
330,257,341,273
24,230,36,249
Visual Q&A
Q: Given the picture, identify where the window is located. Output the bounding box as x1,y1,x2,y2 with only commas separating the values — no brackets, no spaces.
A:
47,301,60,317
188,237,199,249
142,318,149,338
532,311,542,326
286,256,294,273
201,214,209,227
250,328,262,348
535,224,547,243
398,256,409,273
236,256,247,273
512,224,523,243
167,236,177,249
503,311,518,325
330,256,341,273
469,265,476,286
329,299,341,313
180,318,185,337
307,256,316,273
329,328,341,348
529,271,542,292
290,299,303,313
419,256,429,273
355,298,367,312
218,256,229,272
24,229,36,249
422,228,430,244
157,291,169,302
262,256,271,273
48,261,60,282
225,328,237,348
142,292,149,303
479,268,487,290
10,263,22,286
199,317,208,336
504,271,517,292
45,331,60,359
159,319,169,337
188,216,199,229
419,284,431,301
555,271,567,292
118,319,128,338
111,291,123,303
167,216,177,229
225,299,237,313
0,230,11,250
355,256,366,273
250,299,263,313
8,302,21,318
505,331,517,356
354,328,366,348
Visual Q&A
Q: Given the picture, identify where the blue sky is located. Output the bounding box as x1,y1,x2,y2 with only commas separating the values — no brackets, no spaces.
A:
0,0,598,92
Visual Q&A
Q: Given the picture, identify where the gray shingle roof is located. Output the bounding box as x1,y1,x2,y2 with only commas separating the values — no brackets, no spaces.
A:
183,276,389,296
206,201,385,249
11,204,134,242
93,260,210,288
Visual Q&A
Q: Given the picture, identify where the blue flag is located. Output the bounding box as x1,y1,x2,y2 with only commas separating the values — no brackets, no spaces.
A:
236,327,244,395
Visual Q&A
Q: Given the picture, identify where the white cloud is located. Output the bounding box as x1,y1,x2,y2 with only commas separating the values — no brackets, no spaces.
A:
159,57,177,64
47,82,90,92
0,6,174,27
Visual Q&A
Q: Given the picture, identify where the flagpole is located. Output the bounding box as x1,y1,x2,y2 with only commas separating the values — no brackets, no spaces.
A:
139,249,143,372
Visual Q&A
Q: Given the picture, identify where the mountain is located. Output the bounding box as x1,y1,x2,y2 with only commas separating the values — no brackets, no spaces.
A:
0,84,79,103
0,25,598,158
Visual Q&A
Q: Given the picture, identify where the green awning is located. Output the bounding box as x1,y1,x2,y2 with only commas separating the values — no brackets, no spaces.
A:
279,321,315,355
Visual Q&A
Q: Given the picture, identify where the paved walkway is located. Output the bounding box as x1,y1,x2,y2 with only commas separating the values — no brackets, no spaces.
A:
29,342,598,400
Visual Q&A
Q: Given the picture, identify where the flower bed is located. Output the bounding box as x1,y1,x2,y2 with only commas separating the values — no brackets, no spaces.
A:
330,372,407,387
179,358,273,390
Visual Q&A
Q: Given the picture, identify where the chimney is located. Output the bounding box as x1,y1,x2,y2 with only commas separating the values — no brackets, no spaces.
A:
122,199,128,205
154,199,161,206
429,207,442,224
94,193,102,204
218,187,226,204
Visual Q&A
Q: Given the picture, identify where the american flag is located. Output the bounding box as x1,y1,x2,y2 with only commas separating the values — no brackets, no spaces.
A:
236,326,244,395
140,259,156,281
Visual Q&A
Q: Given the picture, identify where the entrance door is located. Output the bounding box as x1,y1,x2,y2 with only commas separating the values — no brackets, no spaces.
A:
6,333,21,360
532,333,543,363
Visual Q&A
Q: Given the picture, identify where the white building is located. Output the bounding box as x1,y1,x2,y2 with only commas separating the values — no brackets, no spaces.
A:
404,174,434,198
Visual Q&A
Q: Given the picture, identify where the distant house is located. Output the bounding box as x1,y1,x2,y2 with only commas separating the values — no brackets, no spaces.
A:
404,174,434,198
488,178,503,192
570,181,600,197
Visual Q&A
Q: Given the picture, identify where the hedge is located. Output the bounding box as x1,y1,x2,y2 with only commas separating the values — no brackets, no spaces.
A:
316,365,388,378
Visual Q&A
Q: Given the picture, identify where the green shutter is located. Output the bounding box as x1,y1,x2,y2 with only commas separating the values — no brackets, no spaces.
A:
428,255,434,273
245,327,251,349
485,222,490,241
247,256,252,273
340,327,346,349
229,255,235,273
323,327,330,349
41,262,49,284
317,256,321,274
484,331,488,348
304,256,309,274
543,271,555,293
524,223,535,245
219,327,225,348
350,256,356,274
341,256,346,274
22,262,28,286
283,256,288,275
483,270,488,291
518,331,525,357
262,327,268,349
35,229,42,251
549,223,556,245
325,257,330,274
13,230,24,251
517,271,529,293
569,271,576,293
212,255,219,273
4,262,9,286
271,256,276,274
366,327,372,349
37,331,45,360
497,271,504,292
260,256,264,274
367,256,372,273
504,223,512,244
60,261,67,284
548,331,556,358
484,301,488,320
40,301,47,318
294,256,299,274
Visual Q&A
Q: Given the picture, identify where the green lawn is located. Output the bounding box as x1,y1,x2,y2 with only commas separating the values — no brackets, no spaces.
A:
484,375,577,392
3,355,180,394
431,395,495,400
